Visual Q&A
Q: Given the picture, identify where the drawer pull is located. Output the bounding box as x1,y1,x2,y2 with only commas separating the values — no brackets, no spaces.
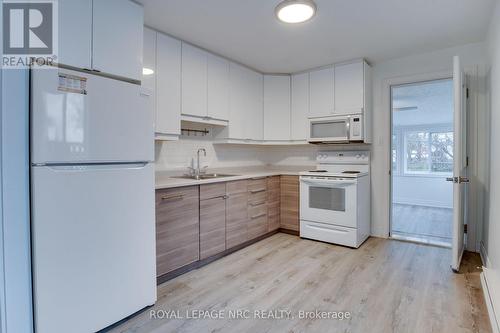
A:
250,213,267,219
161,194,184,201
250,201,266,206
250,188,266,194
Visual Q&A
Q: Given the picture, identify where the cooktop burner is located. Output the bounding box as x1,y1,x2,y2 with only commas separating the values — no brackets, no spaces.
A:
342,171,361,174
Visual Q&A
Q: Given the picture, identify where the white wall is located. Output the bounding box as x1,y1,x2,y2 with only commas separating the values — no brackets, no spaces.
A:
483,1,500,329
370,41,488,251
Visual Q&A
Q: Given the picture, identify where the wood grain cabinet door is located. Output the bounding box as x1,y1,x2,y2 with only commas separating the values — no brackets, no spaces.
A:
280,175,300,231
268,176,281,231
226,180,248,249
156,186,199,277
200,183,227,259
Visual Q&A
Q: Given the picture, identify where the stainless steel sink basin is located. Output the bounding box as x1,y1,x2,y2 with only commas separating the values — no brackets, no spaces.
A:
172,173,238,180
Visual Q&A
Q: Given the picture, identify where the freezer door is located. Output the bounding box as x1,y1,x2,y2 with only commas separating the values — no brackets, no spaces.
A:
31,68,154,164
31,163,156,333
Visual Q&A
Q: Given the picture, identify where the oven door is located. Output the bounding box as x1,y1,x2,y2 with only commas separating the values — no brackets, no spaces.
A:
300,176,357,228
308,116,350,143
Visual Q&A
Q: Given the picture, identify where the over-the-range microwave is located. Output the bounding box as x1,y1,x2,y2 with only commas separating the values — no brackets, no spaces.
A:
308,115,364,144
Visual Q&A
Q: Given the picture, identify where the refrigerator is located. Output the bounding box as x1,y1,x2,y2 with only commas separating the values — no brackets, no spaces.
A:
30,68,157,333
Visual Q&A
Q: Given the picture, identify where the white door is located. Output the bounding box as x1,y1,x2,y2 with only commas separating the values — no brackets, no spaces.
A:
182,43,208,117
92,0,143,81
58,0,92,69
309,66,334,118
450,56,469,272
156,32,181,137
207,53,230,121
31,68,154,164
264,75,291,140
31,163,156,333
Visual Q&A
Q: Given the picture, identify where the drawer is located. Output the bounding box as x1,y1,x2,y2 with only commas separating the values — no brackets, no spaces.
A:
248,202,267,218
300,220,360,248
200,183,226,200
248,178,267,192
248,190,267,204
227,179,248,195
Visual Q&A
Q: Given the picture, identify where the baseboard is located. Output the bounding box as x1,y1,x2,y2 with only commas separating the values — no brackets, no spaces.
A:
481,270,500,333
278,228,299,236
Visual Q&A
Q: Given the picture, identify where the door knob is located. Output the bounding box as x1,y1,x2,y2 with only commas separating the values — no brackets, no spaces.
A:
459,176,470,183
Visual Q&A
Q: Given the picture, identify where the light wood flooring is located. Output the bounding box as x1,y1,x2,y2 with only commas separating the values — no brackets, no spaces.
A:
108,233,490,333
392,204,453,246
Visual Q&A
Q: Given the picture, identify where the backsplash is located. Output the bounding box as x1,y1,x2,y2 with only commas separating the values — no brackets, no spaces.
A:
154,137,319,172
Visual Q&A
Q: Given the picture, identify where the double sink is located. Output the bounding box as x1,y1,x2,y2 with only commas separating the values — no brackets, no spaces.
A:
172,173,238,180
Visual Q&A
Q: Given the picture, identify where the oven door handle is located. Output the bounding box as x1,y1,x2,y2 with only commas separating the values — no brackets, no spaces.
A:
301,178,357,187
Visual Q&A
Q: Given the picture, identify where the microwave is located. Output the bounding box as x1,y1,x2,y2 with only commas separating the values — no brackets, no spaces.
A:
308,115,364,144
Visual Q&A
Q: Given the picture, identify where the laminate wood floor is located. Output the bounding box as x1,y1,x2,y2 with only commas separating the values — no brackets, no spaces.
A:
108,234,490,333
392,204,453,245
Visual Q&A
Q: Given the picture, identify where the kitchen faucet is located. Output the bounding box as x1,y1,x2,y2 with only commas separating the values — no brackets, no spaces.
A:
187,148,207,176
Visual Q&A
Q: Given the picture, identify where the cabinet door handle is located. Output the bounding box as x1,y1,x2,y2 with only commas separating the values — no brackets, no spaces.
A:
161,194,184,201
250,188,266,194
250,201,266,206
250,213,267,219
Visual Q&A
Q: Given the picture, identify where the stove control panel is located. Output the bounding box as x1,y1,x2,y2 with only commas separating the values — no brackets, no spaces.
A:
316,151,370,164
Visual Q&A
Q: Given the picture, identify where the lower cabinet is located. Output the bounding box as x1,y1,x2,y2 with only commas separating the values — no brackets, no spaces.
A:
226,180,249,248
280,175,300,231
155,186,199,277
247,178,268,239
200,183,227,260
155,175,297,280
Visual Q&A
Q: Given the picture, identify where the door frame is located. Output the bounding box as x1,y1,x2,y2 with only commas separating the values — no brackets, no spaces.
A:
384,70,453,245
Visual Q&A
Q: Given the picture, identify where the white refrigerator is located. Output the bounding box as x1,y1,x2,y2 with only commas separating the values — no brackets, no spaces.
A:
30,68,157,333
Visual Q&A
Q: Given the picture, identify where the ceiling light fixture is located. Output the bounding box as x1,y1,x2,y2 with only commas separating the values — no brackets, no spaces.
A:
143,68,154,76
275,0,316,24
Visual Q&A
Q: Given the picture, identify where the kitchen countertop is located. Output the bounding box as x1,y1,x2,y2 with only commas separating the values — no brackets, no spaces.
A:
155,165,314,189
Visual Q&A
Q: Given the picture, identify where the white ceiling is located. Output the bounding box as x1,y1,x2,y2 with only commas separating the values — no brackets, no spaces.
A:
137,0,496,73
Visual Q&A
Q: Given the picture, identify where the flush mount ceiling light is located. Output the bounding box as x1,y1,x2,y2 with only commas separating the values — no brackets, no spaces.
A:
143,68,154,75
275,0,317,24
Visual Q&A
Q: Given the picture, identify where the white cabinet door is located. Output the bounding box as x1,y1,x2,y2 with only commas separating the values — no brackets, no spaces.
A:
309,66,334,118
207,53,229,121
182,43,208,118
291,72,309,140
156,33,181,136
142,28,156,95
264,75,290,141
92,0,143,81
245,70,264,141
58,0,92,69
228,63,247,139
334,61,364,115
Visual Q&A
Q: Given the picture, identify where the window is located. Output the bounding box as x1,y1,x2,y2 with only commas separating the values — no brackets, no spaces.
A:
401,129,453,175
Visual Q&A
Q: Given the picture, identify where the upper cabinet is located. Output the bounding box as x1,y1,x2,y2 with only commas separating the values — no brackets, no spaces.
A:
142,28,156,94
221,62,263,140
207,53,230,121
58,0,143,81
264,75,291,141
309,66,335,118
291,73,309,141
181,43,230,123
182,43,208,118
156,33,182,139
58,0,92,70
92,0,143,81
334,61,365,115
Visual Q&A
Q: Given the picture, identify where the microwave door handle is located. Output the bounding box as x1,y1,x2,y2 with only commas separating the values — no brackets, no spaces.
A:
346,118,351,141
